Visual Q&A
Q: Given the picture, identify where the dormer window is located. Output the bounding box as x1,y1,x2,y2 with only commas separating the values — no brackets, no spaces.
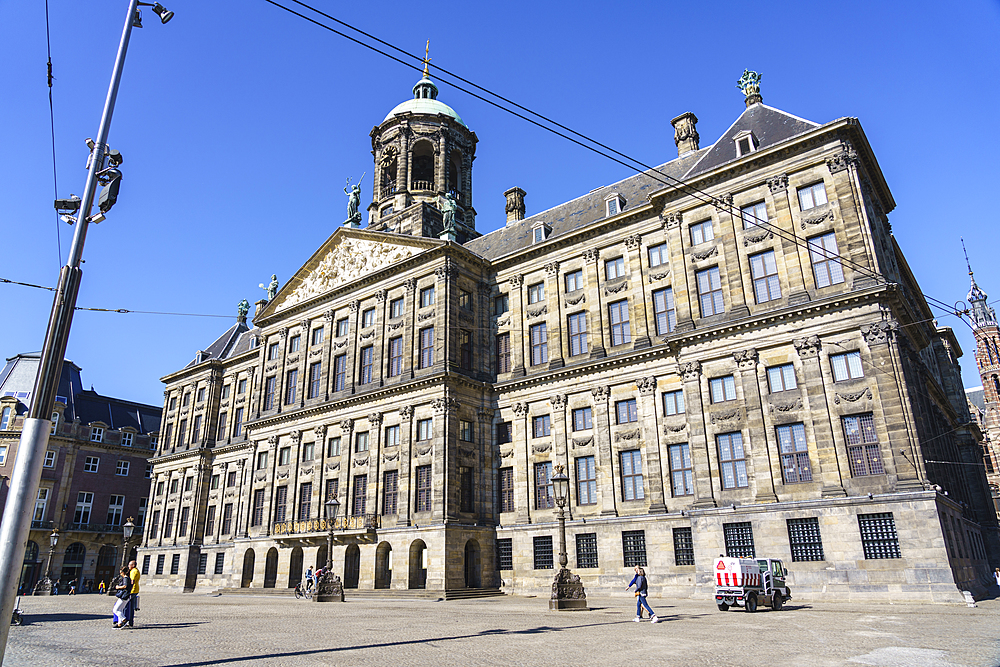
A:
605,192,626,217
734,130,759,157
532,221,551,244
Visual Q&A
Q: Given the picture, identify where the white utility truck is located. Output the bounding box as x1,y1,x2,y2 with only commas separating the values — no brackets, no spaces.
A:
713,556,791,612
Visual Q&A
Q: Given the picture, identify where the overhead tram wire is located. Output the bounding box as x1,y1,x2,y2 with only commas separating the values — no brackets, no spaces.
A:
44,0,62,267
266,0,967,322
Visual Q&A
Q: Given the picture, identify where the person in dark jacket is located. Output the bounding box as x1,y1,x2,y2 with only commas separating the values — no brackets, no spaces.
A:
626,566,659,623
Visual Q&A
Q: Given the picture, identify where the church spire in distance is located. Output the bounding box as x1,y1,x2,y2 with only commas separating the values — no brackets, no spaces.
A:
964,238,997,329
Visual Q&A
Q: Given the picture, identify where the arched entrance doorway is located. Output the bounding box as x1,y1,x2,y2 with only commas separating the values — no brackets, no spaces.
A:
264,548,278,588
61,543,85,586
95,545,118,589
464,540,481,588
408,540,427,589
375,542,392,589
288,547,303,588
344,544,360,589
241,549,255,588
19,541,39,593
316,545,328,571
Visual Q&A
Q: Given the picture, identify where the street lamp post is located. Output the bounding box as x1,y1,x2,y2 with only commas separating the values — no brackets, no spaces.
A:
121,517,136,570
549,464,588,610
33,529,60,596
315,498,343,602
0,2,172,660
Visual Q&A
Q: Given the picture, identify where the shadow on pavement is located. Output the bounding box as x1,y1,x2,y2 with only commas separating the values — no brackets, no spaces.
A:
17,613,110,624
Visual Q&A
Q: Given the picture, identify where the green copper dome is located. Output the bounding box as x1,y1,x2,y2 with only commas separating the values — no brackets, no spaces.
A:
382,74,466,128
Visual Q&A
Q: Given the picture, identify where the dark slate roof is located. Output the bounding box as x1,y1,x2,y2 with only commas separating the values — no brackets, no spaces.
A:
464,150,706,261
966,387,985,412
74,389,161,434
1,353,83,421
683,103,819,179
184,320,253,368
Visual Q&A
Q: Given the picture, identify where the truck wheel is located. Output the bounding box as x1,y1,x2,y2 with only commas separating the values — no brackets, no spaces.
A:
744,595,757,613
771,593,783,611
717,602,729,611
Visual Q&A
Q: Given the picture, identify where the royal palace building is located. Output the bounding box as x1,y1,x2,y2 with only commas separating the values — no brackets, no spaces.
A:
140,70,999,602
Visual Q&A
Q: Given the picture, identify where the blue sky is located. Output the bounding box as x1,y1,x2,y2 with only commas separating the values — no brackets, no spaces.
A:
1,0,998,407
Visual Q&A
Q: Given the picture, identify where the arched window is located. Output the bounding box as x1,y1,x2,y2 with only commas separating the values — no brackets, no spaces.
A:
993,375,1000,399
411,141,434,190
448,149,462,198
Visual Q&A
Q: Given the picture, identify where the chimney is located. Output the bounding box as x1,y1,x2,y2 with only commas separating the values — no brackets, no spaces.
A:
254,299,268,319
671,112,700,156
504,187,526,225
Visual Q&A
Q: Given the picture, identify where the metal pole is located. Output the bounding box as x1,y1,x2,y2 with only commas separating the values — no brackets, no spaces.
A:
0,2,139,660
557,506,568,570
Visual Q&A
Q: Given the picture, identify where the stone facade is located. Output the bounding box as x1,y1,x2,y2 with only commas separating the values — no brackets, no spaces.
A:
140,74,999,602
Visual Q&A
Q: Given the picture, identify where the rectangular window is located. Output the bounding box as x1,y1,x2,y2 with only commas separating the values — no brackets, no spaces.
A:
163,508,174,536
33,488,48,522
251,489,265,527
163,423,173,448
527,282,545,304
495,332,511,373
222,504,233,535
576,533,599,568
116,460,130,476
382,470,399,515
298,482,312,521
226,471,237,487
808,232,845,287
460,466,473,513
205,505,216,535
156,481,165,496
0,407,11,432
359,346,374,384
197,387,207,403
648,242,668,268
149,510,161,539
496,421,512,445
533,535,554,569
142,555,151,575
44,449,56,467
333,355,347,391
170,554,181,575
499,467,515,513
233,407,244,438
615,398,638,424
336,318,349,337
534,461,554,510
663,390,684,416
217,412,228,440
697,266,724,317
385,425,400,447
459,290,472,310
417,419,432,441
137,498,148,527
192,415,202,443
459,420,473,442
301,442,314,461
311,326,324,346
621,450,644,501
355,431,370,453
388,337,403,377
858,513,901,559
673,527,695,566
718,432,748,489
268,342,280,361
459,329,473,370
169,479,179,494
622,530,647,567
214,553,225,575
352,475,367,516
221,384,231,400
525,323,546,366
767,364,797,393
576,456,597,506
183,393,190,407
90,427,104,443
419,286,435,308
652,288,676,335
386,297,403,319
121,432,134,447
84,456,99,473
256,451,268,470
155,554,165,575
210,474,220,491
327,437,341,457
777,423,812,483
325,478,338,503
238,378,247,394
724,521,755,558
494,293,509,316
750,250,782,303
419,327,434,369
690,219,714,245
184,476,194,492
709,375,737,403
179,506,190,537
284,369,298,404
197,553,208,575
279,445,291,466
740,201,768,229
264,376,276,410
566,312,588,357
361,308,375,328
831,351,864,381
308,362,322,399
843,413,884,476
564,269,583,292
797,181,828,211
572,407,592,431
416,465,432,513
107,494,125,526
605,256,626,280
496,538,513,570
608,300,631,345
668,443,694,497
787,517,825,562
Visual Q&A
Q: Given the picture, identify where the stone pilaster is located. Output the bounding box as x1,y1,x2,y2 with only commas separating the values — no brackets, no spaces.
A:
734,349,778,503
682,361,716,508
624,235,652,349
794,335,847,496
583,249,607,359
508,275,526,376
591,386,617,516
544,262,564,368
512,402,531,524
398,406,414,525
714,194,750,319
636,377,666,513
550,393,570,518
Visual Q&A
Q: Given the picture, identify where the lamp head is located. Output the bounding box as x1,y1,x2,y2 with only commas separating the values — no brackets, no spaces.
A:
123,517,136,540
551,464,569,507
49,529,59,548
324,497,341,523
152,3,174,23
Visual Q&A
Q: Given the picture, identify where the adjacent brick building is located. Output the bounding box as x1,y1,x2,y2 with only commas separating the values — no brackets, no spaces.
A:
140,71,999,602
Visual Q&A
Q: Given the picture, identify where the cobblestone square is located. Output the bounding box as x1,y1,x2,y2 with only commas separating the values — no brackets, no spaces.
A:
5,592,1000,666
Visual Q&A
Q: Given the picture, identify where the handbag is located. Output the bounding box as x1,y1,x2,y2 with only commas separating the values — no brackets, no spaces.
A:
115,588,131,600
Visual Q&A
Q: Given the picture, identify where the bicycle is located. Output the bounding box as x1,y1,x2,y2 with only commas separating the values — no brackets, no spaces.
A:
293,581,313,600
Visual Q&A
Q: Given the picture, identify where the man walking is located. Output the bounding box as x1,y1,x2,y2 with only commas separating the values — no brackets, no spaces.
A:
123,560,141,628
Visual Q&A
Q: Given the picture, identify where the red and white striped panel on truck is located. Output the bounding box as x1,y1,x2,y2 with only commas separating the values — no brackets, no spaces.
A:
714,557,760,588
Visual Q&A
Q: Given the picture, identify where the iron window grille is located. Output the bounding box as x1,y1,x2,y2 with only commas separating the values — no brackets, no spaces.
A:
673,527,695,566
858,512,901,559
214,553,225,575
496,538,513,570
787,517,825,562
198,553,208,575
142,555,151,575
777,423,812,483
723,521,755,558
155,554,165,575
576,533,599,569
533,535,554,569
622,530,647,567
170,553,181,575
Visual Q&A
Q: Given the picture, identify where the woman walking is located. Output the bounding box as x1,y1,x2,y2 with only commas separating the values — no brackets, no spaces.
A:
112,567,131,628
626,566,659,623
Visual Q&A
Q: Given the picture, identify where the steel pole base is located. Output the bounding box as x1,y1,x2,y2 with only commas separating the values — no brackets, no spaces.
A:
549,598,588,611
32,579,54,596
313,572,344,602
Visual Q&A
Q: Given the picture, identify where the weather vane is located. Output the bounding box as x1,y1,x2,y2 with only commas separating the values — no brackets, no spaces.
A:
422,40,431,76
